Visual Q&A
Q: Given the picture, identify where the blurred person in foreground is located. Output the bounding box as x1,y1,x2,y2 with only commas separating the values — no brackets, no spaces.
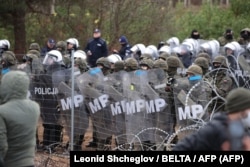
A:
0,71,40,167
172,87,250,151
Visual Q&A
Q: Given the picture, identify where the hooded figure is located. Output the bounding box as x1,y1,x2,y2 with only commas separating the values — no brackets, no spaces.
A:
0,71,40,167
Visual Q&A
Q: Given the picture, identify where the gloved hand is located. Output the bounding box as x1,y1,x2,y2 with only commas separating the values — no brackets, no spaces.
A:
167,77,175,86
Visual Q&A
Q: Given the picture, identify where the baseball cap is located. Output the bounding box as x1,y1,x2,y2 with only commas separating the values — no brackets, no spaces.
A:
119,35,128,43
93,28,101,33
48,38,55,44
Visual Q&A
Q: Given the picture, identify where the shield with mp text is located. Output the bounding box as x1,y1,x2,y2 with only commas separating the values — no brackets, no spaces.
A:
122,69,167,150
57,68,89,150
173,77,211,137
76,67,116,144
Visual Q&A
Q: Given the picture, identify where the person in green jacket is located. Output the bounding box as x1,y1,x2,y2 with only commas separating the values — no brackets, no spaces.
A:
0,71,40,167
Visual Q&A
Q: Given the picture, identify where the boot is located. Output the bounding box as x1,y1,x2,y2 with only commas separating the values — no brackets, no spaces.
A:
86,125,97,148
73,135,84,151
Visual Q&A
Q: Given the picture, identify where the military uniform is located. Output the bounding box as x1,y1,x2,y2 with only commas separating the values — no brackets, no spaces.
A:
85,57,112,150
113,60,125,73
237,28,250,45
29,43,41,52
218,36,234,47
56,41,71,68
165,56,183,144
210,56,233,113
124,57,139,72
0,51,17,82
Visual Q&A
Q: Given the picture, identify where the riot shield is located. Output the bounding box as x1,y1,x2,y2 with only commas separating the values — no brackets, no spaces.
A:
31,66,66,148
200,40,220,61
239,53,250,76
122,70,149,150
121,69,167,150
147,68,173,150
56,68,89,150
76,67,117,150
173,77,211,140
102,70,127,149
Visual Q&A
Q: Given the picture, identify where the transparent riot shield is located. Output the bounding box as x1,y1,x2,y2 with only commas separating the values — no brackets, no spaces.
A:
102,70,127,150
200,40,220,61
147,68,172,150
76,67,116,150
121,69,167,150
56,68,89,151
31,66,65,149
237,53,250,88
122,69,148,150
173,77,211,141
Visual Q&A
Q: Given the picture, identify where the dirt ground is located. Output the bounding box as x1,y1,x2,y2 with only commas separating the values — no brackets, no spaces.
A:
35,118,94,167
34,117,195,166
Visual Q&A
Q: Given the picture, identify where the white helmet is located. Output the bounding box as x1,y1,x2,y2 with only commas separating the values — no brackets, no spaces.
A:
74,50,87,60
43,50,63,65
107,54,122,64
200,39,220,59
224,41,242,56
166,37,180,48
130,43,146,54
0,39,10,50
66,38,79,48
158,45,171,55
145,45,159,60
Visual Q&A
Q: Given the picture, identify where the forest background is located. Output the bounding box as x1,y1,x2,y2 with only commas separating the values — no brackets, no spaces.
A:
0,0,249,61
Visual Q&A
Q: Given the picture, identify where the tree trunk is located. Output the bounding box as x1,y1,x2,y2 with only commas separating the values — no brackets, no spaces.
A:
12,9,26,61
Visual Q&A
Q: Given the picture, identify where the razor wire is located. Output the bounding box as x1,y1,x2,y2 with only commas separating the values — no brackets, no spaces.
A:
11,51,250,154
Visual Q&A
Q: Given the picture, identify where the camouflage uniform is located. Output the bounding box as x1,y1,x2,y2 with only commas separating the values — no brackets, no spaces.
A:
193,56,213,82
0,51,17,82
237,28,250,45
124,57,139,72
113,60,125,72
152,59,171,149
196,52,212,67
210,56,233,113
86,57,112,150
75,57,89,74
139,58,154,70
96,57,111,76
29,43,41,52
187,65,213,114
158,52,171,61
139,53,153,61
217,29,235,47
153,59,169,79
27,49,41,59
56,41,71,68
165,56,182,143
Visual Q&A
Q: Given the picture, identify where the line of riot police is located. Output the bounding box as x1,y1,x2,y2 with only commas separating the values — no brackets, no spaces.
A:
1,36,250,152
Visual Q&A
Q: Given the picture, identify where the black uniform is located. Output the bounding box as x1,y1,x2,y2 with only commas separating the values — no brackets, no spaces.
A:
84,38,108,67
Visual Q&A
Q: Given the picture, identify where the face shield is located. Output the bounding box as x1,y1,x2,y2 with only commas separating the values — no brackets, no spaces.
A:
177,44,192,57
42,54,58,65
200,45,212,57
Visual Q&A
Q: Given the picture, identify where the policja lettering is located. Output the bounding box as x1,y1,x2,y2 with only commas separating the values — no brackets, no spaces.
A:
107,155,154,164
34,87,58,95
